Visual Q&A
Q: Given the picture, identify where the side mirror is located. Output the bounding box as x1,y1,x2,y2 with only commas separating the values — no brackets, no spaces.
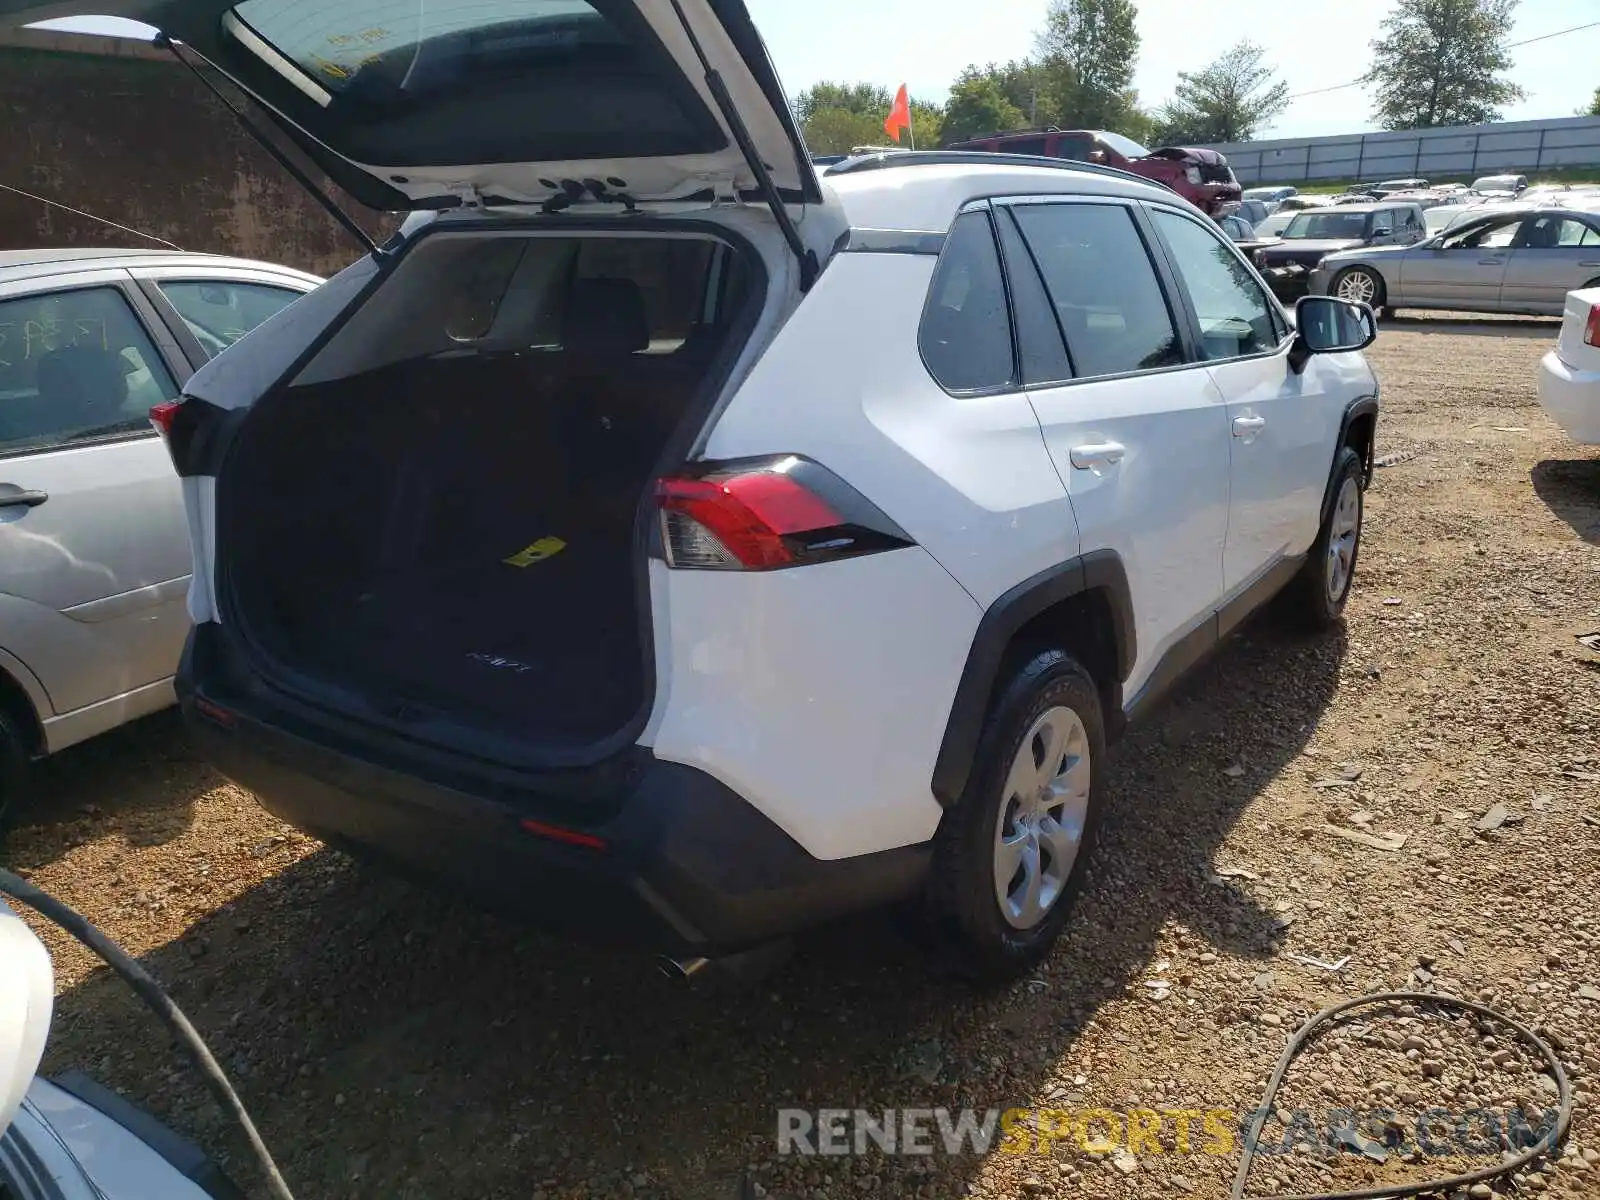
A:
1,901,54,1141
1371,226,1392,238
1289,295,1376,372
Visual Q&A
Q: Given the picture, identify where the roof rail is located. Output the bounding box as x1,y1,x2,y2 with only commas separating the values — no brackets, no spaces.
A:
822,150,1174,195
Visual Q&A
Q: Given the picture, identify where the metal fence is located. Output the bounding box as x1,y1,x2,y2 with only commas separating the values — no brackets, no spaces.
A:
1202,116,1600,186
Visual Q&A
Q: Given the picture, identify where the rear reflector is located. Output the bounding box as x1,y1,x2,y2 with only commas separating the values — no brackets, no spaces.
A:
519,818,608,852
149,400,183,436
193,697,236,728
1586,303,1600,348
655,456,914,571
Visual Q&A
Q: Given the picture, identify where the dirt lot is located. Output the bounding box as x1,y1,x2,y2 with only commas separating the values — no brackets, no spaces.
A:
5,314,1599,1200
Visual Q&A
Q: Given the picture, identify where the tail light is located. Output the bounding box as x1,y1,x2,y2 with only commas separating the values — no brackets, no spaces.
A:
149,400,182,436
1585,302,1600,348
655,455,914,571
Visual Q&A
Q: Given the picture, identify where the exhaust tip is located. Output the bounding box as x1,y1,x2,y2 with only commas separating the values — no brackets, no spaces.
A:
657,955,710,981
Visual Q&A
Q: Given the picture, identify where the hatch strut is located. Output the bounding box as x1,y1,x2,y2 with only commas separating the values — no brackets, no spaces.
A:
155,35,380,258
663,0,818,291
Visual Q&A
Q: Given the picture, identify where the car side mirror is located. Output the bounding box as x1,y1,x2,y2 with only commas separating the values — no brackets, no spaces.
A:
1289,295,1376,373
1371,226,1392,238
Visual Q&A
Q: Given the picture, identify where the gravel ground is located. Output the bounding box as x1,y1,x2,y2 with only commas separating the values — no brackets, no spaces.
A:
4,312,1599,1200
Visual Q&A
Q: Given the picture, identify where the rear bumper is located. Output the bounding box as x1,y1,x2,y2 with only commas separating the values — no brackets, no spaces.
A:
177,625,928,955
1262,262,1316,300
1538,349,1600,444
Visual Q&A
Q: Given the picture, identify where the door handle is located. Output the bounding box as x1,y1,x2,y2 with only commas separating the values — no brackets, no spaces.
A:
1478,258,1505,265
0,488,48,508
1580,261,1600,268
1068,442,1126,470
1232,415,1267,436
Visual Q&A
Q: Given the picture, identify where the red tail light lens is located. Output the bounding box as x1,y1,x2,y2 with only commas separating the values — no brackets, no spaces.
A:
656,456,914,571
1585,303,1600,348
149,400,183,436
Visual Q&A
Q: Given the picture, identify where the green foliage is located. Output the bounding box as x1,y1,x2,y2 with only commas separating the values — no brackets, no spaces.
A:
1034,0,1143,132
1588,86,1600,117
793,81,892,124
1149,41,1290,145
1361,0,1525,130
802,108,886,155
942,67,1028,145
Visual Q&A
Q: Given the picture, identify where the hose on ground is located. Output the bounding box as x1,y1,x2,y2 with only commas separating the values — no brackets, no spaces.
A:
1232,990,1575,1200
0,865,296,1200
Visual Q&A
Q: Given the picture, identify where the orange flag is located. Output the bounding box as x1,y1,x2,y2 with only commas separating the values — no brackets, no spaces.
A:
884,84,911,144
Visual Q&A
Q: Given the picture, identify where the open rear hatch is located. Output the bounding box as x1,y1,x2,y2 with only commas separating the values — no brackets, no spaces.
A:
0,0,820,214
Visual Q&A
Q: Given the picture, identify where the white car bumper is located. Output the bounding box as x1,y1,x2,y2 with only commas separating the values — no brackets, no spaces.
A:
1538,348,1600,445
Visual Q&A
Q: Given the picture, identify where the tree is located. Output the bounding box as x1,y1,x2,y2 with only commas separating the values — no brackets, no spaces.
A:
1034,0,1142,131
1149,41,1290,145
801,108,884,155
942,68,1027,145
1588,86,1600,117
1361,0,1525,130
794,81,892,125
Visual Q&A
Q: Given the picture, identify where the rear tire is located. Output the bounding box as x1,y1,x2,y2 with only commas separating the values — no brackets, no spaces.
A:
0,712,30,835
1282,446,1365,630
1331,267,1385,313
928,650,1106,984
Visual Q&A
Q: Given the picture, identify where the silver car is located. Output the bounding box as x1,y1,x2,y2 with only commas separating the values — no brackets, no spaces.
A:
0,249,320,815
1310,202,1600,317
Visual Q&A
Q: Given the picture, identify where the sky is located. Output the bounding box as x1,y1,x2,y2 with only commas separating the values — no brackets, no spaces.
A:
35,0,1600,142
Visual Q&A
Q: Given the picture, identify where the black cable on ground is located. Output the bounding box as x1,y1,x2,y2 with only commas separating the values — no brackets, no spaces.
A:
0,865,296,1200
1231,991,1575,1200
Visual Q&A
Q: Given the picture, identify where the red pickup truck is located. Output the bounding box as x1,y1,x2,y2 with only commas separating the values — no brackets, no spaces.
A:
944,128,1243,216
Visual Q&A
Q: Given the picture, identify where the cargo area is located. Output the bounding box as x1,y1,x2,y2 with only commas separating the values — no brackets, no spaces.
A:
217,228,757,760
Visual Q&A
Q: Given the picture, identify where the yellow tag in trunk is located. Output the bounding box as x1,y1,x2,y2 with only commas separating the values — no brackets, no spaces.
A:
503,537,567,567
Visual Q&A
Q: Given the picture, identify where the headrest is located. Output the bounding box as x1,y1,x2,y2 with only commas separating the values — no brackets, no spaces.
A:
35,345,128,413
563,278,648,355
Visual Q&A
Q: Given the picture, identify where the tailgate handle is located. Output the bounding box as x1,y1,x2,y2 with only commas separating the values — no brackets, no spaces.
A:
0,487,47,508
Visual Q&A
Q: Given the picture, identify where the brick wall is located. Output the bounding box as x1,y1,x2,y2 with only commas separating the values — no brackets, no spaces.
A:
0,27,386,276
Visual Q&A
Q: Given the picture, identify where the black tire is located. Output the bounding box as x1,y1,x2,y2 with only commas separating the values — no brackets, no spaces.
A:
1331,267,1385,313
929,650,1107,983
1380,305,1397,321
0,710,30,835
1282,446,1365,630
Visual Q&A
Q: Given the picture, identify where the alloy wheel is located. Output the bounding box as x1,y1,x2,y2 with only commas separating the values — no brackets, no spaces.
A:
993,706,1092,930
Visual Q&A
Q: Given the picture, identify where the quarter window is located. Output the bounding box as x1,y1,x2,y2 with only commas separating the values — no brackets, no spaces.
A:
156,280,304,358
0,286,177,457
1151,209,1279,361
1010,202,1183,379
919,210,1015,392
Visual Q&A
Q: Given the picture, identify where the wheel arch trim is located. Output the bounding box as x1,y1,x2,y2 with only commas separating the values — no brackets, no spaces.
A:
931,550,1134,808
1321,394,1380,524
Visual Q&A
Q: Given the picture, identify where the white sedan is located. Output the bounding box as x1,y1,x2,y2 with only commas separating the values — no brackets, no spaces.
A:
1538,285,1600,444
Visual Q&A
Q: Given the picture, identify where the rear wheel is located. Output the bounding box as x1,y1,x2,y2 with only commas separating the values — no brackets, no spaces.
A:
929,650,1106,983
1331,266,1385,312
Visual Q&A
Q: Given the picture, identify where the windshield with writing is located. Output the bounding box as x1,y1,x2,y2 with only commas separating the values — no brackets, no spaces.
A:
1282,212,1370,240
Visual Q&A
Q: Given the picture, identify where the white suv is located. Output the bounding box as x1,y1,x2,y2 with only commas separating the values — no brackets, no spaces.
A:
44,0,1378,979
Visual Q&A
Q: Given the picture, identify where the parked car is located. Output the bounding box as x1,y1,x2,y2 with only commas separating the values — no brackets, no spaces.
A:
1370,178,1429,196
1254,203,1428,301
1537,285,1600,444
0,249,321,820
1218,213,1280,256
1252,210,1298,239
945,127,1243,215
1423,202,1485,235
1243,185,1298,213
1278,195,1333,212
1472,174,1528,197
1234,198,1271,227
3,897,241,1198
25,0,1380,981
1311,203,1600,317
1382,189,1447,211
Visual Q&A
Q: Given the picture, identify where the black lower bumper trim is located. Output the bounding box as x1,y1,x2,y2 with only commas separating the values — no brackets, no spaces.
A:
178,625,929,955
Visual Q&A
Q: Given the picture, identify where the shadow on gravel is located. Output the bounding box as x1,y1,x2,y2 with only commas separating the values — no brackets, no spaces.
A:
41,620,1346,1200
2,709,216,867
1385,314,1560,339
1532,457,1600,545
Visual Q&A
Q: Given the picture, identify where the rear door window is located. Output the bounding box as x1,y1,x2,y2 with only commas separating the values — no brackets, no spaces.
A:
0,285,177,457
156,280,305,358
1010,202,1184,379
918,210,1016,392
